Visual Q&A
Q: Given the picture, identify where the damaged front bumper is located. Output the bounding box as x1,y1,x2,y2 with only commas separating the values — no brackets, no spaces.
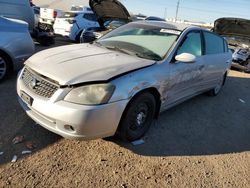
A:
17,72,128,140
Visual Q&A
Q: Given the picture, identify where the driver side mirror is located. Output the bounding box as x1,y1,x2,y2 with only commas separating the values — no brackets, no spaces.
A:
175,53,196,63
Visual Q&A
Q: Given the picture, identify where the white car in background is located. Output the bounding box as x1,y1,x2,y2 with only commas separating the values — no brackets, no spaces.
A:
39,7,63,32
33,6,40,28
53,7,99,41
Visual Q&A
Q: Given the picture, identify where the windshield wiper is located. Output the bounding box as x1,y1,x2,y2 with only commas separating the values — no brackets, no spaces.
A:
103,45,162,61
134,52,162,61
104,46,132,55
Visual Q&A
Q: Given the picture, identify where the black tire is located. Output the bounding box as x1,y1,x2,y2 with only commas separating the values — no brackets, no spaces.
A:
75,30,82,43
208,74,225,96
117,93,156,141
244,59,250,73
0,53,11,82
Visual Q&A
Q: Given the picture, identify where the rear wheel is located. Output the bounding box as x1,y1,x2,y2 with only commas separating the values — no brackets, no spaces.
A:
208,74,225,96
117,93,156,141
245,59,250,73
0,53,11,81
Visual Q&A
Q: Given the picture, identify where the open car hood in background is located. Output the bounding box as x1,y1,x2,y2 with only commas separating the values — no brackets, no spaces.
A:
214,18,250,38
89,0,130,27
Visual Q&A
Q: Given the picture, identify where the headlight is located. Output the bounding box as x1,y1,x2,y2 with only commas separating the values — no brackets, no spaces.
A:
64,84,115,105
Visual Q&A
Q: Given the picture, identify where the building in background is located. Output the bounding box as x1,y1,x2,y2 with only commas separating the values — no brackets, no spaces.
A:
33,0,89,11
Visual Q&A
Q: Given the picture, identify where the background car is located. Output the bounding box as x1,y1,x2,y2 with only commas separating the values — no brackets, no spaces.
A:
33,6,40,28
214,17,250,72
145,16,166,21
70,5,91,12
80,20,127,43
39,7,63,32
0,0,35,32
80,0,130,43
53,8,99,42
0,17,34,81
231,48,250,72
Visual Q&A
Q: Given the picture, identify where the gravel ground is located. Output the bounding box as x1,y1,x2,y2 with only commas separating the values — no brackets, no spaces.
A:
0,38,250,187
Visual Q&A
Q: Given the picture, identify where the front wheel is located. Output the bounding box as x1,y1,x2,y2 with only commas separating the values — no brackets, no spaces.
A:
117,93,156,141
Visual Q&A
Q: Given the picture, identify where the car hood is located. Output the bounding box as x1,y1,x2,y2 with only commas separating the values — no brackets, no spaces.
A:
214,18,250,38
89,0,130,27
26,44,155,86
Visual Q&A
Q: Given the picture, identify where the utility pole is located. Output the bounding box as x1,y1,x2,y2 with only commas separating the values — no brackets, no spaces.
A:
175,0,180,22
164,8,167,19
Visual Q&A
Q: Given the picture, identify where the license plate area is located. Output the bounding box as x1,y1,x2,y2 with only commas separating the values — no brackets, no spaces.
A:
20,91,33,106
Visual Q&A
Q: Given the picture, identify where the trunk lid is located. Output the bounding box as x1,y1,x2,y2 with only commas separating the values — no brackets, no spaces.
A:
89,0,130,27
214,17,250,38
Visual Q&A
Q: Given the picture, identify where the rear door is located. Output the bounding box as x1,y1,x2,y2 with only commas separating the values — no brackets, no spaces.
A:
201,31,231,89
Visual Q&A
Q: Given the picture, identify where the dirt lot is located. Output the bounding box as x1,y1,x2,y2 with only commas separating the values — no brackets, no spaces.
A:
0,38,250,187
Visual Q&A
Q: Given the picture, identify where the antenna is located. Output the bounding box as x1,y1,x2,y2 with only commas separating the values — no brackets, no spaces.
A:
175,0,180,21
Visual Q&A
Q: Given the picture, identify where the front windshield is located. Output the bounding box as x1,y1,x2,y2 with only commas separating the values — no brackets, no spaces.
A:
96,22,180,61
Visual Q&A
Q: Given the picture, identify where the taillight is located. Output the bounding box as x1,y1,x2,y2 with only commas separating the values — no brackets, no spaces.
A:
53,11,57,18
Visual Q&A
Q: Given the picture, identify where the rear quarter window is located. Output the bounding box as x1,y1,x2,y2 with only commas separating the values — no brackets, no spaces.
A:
204,32,224,54
224,39,229,52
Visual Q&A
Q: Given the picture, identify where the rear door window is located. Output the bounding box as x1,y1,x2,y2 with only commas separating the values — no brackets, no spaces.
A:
83,13,97,22
204,32,224,54
177,31,202,56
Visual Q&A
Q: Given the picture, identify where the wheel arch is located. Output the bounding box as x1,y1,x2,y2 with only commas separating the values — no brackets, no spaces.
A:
0,49,13,70
123,87,162,120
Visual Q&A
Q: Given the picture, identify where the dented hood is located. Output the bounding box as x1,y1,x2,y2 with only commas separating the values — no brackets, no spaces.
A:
25,44,155,86
214,18,250,38
89,0,130,27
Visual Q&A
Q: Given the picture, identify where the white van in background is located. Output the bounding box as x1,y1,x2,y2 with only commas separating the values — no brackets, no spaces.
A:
0,0,35,32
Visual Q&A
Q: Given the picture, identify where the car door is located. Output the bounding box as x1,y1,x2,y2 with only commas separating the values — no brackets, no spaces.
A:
81,13,99,28
163,30,206,108
201,31,231,89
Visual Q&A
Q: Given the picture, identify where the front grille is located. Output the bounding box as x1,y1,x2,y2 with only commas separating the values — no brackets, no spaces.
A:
21,67,59,99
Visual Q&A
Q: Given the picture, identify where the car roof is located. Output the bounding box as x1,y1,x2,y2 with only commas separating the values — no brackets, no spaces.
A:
132,20,199,32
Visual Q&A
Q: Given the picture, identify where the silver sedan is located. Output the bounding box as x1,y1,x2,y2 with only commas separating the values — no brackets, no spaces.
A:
17,21,232,141
0,16,34,81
